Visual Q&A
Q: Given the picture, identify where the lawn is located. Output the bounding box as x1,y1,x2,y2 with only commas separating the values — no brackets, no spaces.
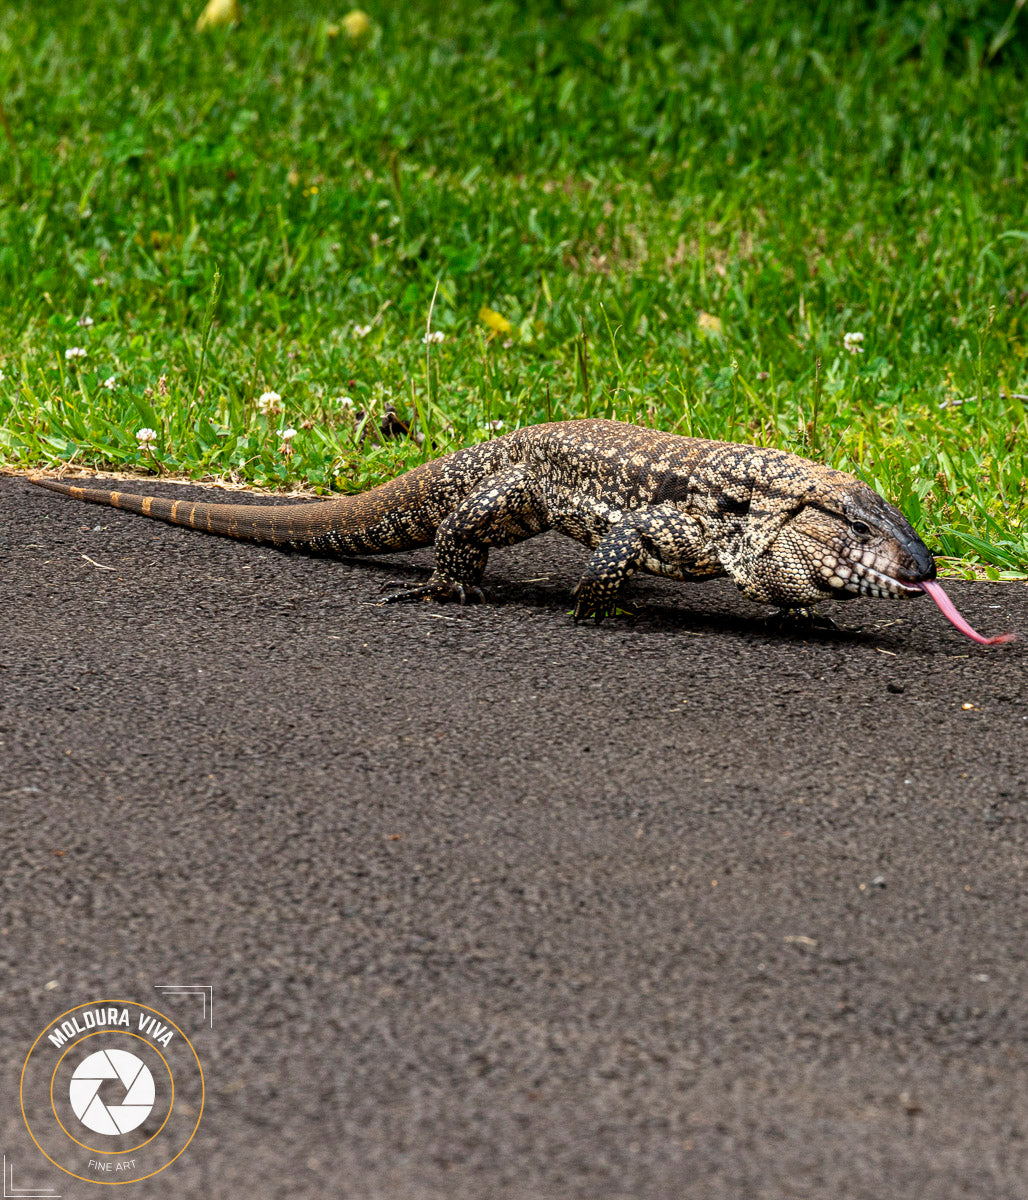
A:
1,0,1026,574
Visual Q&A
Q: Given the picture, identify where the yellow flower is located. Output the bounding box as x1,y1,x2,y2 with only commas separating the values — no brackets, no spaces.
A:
479,306,513,335
195,0,240,31
696,310,723,336
342,10,372,40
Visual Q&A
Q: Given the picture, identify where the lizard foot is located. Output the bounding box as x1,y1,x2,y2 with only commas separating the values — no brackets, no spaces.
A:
378,579,491,606
571,580,633,625
766,606,839,631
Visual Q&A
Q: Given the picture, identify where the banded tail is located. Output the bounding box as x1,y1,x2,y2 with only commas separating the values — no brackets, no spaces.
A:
28,460,452,556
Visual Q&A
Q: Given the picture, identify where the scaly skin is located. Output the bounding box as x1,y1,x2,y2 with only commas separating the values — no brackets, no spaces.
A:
29,418,937,621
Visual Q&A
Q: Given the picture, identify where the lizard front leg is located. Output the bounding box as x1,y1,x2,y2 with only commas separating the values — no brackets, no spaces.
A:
382,464,548,605
571,521,650,623
570,506,717,623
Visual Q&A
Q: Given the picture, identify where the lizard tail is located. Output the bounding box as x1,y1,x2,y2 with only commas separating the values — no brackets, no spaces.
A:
28,460,451,554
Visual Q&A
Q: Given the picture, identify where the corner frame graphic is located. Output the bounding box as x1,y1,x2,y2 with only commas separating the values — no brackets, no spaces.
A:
152,984,213,1028
3,1154,60,1197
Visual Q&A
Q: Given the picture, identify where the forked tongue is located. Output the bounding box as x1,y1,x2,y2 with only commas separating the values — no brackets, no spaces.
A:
918,580,1016,646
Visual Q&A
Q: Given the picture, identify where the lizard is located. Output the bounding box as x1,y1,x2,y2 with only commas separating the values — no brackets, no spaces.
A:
28,417,1013,646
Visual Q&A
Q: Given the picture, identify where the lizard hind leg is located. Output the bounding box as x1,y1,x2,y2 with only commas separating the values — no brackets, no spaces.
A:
379,464,549,606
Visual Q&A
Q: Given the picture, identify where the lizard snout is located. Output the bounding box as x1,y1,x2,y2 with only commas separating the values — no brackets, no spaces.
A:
893,536,937,585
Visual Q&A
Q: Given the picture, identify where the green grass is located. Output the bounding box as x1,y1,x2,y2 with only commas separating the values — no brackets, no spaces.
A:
1,0,1027,575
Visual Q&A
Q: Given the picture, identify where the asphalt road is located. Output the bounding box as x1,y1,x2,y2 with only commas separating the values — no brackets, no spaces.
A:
2,473,1026,1199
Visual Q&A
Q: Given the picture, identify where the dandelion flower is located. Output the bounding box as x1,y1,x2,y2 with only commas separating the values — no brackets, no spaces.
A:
479,306,513,335
195,0,239,32
65,347,87,361
135,427,158,445
342,9,372,40
257,390,283,414
423,330,445,345
843,331,864,354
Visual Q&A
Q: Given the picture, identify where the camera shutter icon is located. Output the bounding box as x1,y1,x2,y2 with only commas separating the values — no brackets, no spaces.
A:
69,1048,156,1136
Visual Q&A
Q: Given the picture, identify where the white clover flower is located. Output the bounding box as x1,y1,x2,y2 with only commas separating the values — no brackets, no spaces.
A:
843,331,864,354
135,427,158,445
102,375,117,390
353,323,372,338
257,390,282,414
77,316,94,327
488,419,504,430
280,427,298,441
423,330,445,345
65,347,87,361
335,395,354,409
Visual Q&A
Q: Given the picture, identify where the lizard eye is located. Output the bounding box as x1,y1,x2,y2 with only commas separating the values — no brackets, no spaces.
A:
849,519,872,538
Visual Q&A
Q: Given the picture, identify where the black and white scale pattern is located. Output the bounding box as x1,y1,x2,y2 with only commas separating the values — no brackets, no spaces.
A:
29,419,937,618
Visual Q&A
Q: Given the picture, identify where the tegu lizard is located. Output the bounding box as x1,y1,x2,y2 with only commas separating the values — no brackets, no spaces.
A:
29,418,1013,646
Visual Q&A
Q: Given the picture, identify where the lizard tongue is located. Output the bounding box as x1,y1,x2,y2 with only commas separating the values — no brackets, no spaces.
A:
918,580,1016,646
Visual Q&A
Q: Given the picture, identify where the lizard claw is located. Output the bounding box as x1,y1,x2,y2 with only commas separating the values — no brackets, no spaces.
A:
571,579,630,624
378,579,491,606
766,606,839,631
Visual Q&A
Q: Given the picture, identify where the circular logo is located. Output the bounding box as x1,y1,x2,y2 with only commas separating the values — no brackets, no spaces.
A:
20,1001,204,1185
69,1049,156,1136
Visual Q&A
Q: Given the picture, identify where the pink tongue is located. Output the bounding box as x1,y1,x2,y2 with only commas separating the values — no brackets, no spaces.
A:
918,580,1016,646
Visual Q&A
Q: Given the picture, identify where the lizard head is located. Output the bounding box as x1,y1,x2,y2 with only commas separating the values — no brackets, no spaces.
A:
771,480,936,604
734,460,1013,643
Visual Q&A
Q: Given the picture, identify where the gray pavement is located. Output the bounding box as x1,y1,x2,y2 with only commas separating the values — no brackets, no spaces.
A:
1,474,1026,1198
